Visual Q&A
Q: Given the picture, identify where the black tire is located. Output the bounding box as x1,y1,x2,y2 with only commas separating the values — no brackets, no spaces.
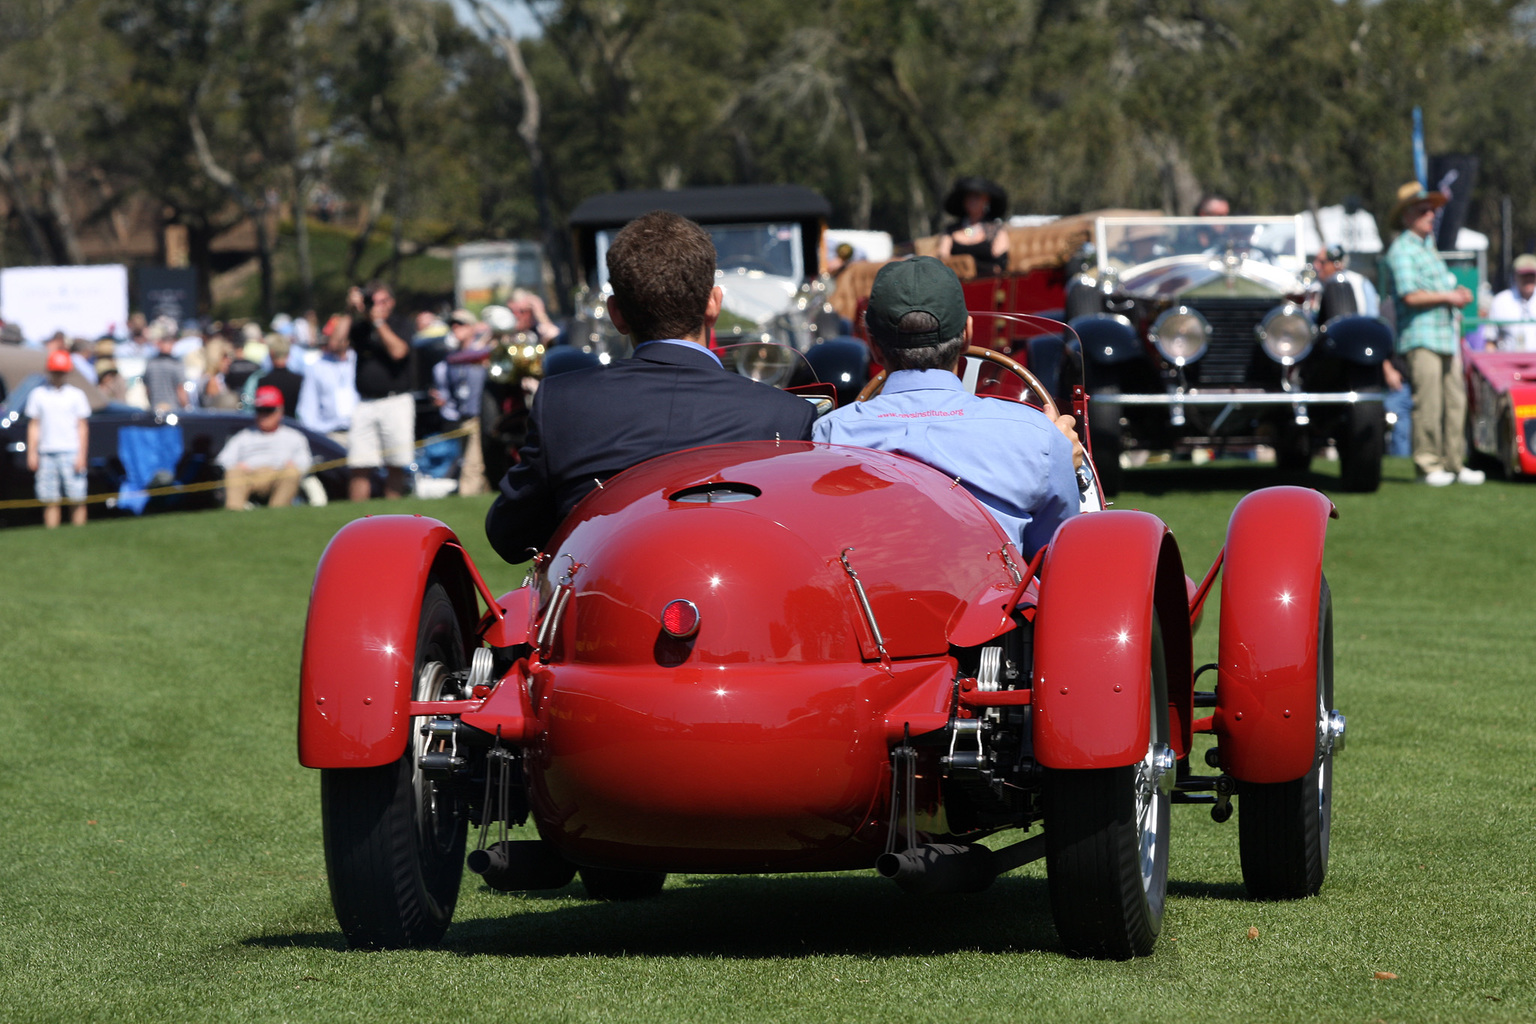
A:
1336,404,1384,492
578,866,668,901
1238,577,1335,900
1044,618,1170,959
321,579,469,948
1499,410,1519,479
1088,385,1125,497
1276,428,1312,473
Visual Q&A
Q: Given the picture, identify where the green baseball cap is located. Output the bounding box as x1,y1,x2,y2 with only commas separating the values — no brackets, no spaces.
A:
864,256,968,349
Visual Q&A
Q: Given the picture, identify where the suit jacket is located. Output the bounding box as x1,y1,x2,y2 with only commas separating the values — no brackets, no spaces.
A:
485,341,817,562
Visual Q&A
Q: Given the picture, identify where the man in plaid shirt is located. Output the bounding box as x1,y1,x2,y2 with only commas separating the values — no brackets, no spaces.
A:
1382,181,1483,486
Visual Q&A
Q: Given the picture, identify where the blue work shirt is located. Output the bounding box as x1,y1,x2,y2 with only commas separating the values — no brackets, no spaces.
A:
812,368,1078,557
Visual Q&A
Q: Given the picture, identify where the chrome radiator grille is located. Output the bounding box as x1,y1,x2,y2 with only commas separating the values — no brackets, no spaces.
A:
1184,299,1278,386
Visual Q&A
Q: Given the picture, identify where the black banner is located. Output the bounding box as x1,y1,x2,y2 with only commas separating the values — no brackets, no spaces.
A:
1429,154,1479,251
135,267,198,324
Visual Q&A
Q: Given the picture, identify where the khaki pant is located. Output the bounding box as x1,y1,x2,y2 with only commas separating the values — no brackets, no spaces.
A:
457,417,488,496
225,465,302,510
1406,347,1467,475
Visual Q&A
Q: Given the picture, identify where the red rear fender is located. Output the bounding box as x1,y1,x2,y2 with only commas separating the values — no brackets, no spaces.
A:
1215,486,1336,783
298,515,479,768
1032,511,1193,769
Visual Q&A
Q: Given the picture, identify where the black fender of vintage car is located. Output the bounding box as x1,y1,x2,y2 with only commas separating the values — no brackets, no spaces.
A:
1069,312,1142,366
1019,330,1082,403
1319,314,1393,366
803,337,871,407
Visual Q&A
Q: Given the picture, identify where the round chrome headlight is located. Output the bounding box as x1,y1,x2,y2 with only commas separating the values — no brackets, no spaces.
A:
1257,304,1316,365
730,344,797,387
1149,306,1210,366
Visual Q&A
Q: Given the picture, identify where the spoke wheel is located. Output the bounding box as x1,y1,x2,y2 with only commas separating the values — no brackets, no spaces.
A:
578,866,668,901
321,579,469,948
1044,617,1170,959
1238,576,1335,899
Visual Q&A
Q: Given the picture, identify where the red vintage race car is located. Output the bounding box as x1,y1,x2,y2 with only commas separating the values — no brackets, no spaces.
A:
298,327,1345,960
1464,343,1536,477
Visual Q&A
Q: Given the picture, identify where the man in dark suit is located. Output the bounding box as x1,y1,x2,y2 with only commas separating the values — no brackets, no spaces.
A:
485,210,817,563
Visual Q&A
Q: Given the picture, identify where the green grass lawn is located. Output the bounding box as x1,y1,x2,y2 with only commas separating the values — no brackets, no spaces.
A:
0,457,1532,1022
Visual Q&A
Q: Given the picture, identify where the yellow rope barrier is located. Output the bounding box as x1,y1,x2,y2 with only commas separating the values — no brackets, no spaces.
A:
0,424,477,511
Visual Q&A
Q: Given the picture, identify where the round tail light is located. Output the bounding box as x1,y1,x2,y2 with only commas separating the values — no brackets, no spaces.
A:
661,599,700,639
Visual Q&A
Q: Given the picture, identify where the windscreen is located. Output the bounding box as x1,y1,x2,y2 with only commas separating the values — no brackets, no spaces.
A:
1096,216,1305,272
596,222,804,285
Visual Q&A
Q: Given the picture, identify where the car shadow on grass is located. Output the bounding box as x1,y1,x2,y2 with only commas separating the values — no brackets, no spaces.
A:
1118,462,1349,497
1165,878,1248,901
244,874,1065,958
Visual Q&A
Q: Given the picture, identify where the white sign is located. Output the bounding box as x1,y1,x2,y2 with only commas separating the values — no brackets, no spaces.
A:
0,264,130,344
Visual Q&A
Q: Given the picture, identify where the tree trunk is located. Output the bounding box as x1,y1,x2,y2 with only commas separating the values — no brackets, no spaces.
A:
190,104,274,315
293,175,314,310
0,153,55,262
470,0,572,310
839,85,872,230
345,177,390,284
38,130,84,265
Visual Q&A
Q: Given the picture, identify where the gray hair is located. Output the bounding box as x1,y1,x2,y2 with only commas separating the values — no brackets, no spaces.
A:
875,310,966,372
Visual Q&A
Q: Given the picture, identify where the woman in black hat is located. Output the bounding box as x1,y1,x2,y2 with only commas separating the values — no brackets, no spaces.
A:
936,176,1010,276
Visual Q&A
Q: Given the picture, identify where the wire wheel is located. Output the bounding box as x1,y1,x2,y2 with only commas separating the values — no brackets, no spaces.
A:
320,578,470,948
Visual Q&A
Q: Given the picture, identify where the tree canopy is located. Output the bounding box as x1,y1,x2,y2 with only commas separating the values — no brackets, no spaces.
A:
4,0,1536,312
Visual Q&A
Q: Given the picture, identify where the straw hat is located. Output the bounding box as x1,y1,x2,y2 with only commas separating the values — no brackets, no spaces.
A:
1388,181,1447,227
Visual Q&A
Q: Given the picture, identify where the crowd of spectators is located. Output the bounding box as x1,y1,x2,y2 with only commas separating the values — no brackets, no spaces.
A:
1,287,539,511
2,191,1527,517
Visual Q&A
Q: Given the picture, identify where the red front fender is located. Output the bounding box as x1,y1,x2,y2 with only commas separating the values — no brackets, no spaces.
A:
1032,511,1193,769
1215,486,1336,784
298,515,479,768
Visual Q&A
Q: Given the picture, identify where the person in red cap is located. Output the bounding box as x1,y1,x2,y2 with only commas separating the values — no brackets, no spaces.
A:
25,349,93,527
214,384,314,510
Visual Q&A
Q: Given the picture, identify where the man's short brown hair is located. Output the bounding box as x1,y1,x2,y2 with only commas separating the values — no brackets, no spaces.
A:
606,211,716,342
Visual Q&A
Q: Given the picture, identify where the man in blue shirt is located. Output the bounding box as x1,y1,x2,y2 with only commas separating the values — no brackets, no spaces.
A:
813,256,1078,557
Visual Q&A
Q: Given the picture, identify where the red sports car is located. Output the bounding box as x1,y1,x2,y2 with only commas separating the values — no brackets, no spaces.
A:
298,330,1345,959
1465,343,1536,477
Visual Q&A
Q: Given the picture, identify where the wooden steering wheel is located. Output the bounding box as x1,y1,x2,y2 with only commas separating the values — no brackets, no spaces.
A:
856,346,1059,419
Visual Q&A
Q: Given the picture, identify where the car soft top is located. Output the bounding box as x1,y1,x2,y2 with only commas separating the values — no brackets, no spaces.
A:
569,185,831,228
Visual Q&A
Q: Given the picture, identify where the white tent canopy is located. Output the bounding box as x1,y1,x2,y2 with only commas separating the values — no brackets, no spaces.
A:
1297,206,1384,255
1296,204,1488,255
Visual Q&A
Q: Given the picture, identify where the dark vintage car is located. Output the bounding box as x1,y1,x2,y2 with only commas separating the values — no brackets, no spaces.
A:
0,370,349,526
473,185,871,479
1065,215,1391,494
566,185,865,394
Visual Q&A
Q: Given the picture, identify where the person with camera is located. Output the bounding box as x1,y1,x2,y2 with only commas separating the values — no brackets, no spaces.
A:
334,280,415,501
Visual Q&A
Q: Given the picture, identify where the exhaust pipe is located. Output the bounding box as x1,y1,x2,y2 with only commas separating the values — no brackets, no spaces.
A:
467,840,577,892
876,843,998,895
